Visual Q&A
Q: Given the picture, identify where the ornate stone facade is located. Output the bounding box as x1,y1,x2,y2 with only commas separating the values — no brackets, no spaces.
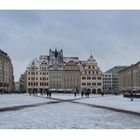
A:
81,54,103,93
26,49,103,93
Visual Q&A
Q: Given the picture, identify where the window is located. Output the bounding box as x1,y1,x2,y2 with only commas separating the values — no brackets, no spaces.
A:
82,82,86,86
97,77,101,80
31,77,35,80
82,77,86,80
87,77,91,80
92,83,96,86
92,77,96,80
43,77,46,80
89,66,90,69
87,83,91,86
31,72,35,75
97,83,101,86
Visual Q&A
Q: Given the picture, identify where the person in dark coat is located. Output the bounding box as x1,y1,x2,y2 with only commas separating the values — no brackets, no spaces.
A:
101,92,104,96
74,91,77,98
49,90,52,98
47,89,49,97
81,90,84,98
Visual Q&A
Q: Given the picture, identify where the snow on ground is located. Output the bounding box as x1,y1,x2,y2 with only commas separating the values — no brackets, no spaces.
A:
74,94,140,113
51,93,80,100
0,101,140,129
0,94,54,108
0,93,140,129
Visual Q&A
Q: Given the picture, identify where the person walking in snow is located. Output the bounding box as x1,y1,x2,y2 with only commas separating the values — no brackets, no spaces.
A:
101,92,104,96
81,90,84,98
74,90,77,97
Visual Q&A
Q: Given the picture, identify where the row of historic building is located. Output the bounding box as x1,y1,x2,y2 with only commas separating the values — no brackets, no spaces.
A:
14,49,140,94
23,49,103,94
0,49,14,93
1,48,139,94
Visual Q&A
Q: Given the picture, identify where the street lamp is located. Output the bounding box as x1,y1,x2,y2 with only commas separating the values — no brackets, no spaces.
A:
2,60,4,94
131,64,133,101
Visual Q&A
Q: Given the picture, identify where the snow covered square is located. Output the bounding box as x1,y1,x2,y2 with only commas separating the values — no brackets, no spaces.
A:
0,93,140,129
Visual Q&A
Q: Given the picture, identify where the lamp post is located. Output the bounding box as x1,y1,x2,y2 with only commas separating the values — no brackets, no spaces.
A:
2,60,4,94
131,64,133,101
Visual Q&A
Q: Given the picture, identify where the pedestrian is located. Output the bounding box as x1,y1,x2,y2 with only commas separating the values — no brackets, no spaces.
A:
47,89,49,98
81,90,84,98
130,92,133,101
74,91,77,98
101,92,104,96
49,90,52,98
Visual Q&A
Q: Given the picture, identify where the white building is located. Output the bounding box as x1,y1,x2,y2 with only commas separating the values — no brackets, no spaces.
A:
103,66,128,94
26,56,49,93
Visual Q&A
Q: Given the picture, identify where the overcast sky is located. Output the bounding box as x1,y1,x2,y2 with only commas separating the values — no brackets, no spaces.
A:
0,10,140,81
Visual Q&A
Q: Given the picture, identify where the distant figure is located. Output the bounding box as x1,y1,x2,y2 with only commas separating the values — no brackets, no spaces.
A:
49,90,52,98
81,90,84,98
40,89,43,95
29,91,32,95
130,92,133,101
74,88,79,98
47,89,49,97
85,89,90,98
47,89,51,98
74,91,77,98
101,92,104,96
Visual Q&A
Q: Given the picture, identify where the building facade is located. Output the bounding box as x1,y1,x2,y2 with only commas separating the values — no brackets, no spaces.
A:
81,54,103,94
63,59,81,92
25,49,103,93
0,49,14,93
118,62,140,93
48,49,63,91
103,66,128,94
26,56,49,93
48,63,63,90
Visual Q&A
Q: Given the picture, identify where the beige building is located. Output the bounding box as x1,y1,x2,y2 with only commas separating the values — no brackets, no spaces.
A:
63,59,81,92
26,56,49,93
48,63,63,90
81,54,103,93
25,49,103,94
0,49,14,93
118,61,140,93
48,49,63,91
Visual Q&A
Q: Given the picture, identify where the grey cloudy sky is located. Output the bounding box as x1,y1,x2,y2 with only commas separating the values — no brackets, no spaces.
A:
0,10,140,81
